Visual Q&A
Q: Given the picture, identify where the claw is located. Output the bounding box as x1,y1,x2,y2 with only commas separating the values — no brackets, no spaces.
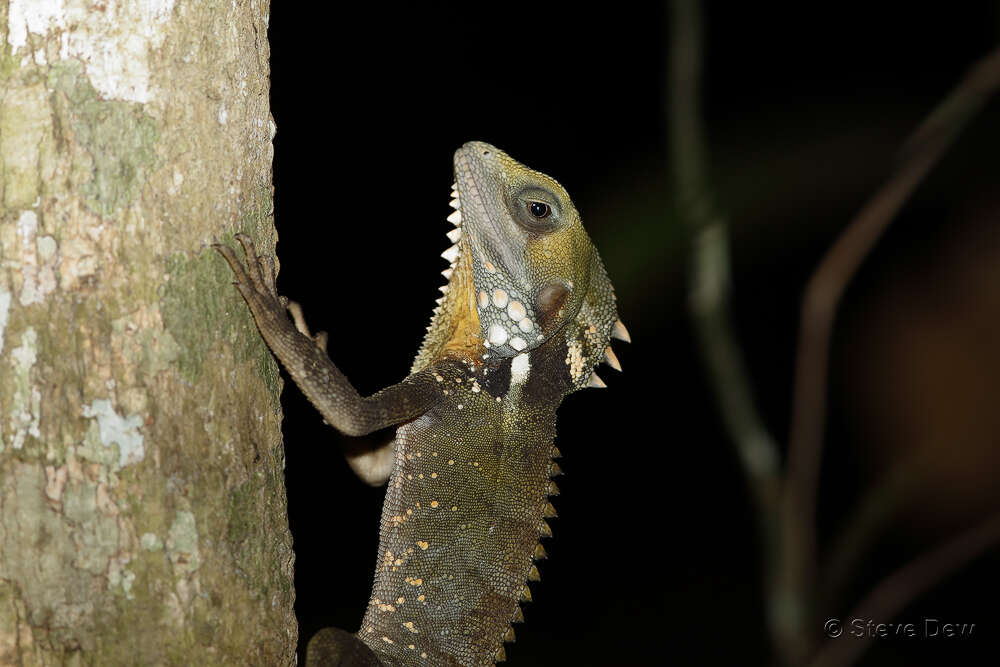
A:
214,242,253,289
235,234,268,290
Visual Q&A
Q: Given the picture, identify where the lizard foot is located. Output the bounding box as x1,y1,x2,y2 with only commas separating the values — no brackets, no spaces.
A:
214,234,327,351
214,233,287,317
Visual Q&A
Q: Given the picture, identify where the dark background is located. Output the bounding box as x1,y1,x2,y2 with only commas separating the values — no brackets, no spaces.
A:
268,5,1000,665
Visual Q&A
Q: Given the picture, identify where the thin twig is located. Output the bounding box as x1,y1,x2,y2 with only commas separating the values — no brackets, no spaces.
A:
783,46,1000,652
821,453,930,609
669,1,780,517
668,0,786,655
808,512,1000,667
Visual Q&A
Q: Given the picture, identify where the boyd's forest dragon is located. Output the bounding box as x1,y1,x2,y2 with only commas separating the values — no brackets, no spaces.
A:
215,142,628,665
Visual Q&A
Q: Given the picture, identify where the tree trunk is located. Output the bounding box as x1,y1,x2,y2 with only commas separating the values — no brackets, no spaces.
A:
0,1,296,664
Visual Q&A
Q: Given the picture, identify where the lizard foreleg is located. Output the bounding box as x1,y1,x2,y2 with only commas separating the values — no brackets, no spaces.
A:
214,235,442,440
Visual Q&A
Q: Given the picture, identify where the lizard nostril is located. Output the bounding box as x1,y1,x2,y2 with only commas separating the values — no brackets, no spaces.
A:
483,150,491,156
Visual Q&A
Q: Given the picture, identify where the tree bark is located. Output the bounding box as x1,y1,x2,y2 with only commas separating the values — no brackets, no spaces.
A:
0,1,295,664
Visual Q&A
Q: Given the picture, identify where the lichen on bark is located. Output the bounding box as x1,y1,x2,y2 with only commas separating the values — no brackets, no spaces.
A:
47,62,162,218
0,0,294,664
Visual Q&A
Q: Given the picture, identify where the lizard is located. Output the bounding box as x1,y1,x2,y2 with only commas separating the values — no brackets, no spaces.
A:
215,141,629,665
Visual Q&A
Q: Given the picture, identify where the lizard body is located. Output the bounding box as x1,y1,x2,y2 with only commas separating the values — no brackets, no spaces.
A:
216,142,627,665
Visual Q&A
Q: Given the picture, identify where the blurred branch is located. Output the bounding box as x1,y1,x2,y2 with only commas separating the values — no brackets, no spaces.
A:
783,46,1000,654
808,512,1000,667
668,0,787,656
669,2,780,519
821,453,930,609
670,2,1000,664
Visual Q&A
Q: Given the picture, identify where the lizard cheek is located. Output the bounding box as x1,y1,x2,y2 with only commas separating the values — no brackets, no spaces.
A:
535,282,570,334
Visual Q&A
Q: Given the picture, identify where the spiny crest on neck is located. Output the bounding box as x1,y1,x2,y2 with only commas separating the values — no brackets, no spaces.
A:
410,181,483,374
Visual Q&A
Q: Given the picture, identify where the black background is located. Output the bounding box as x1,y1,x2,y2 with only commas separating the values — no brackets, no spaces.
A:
268,5,1000,665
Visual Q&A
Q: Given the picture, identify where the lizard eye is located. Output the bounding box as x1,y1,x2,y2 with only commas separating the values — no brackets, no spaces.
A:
528,202,551,219
514,188,561,231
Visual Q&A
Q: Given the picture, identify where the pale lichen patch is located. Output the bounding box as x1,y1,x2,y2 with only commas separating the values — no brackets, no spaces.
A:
140,532,164,551
165,510,201,576
112,306,182,381
107,556,136,599
0,289,10,355
0,83,51,209
9,0,176,103
7,1,65,52
6,327,41,451
47,63,162,217
10,210,57,307
0,460,123,630
81,399,145,468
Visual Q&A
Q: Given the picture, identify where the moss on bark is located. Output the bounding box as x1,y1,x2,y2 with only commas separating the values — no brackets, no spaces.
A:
0,1,294,664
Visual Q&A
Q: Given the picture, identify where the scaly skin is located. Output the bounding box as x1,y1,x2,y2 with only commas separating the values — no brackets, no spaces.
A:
216,142,627,665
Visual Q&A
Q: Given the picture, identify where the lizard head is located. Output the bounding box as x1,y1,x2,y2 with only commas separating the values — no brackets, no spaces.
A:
412,142,623,389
